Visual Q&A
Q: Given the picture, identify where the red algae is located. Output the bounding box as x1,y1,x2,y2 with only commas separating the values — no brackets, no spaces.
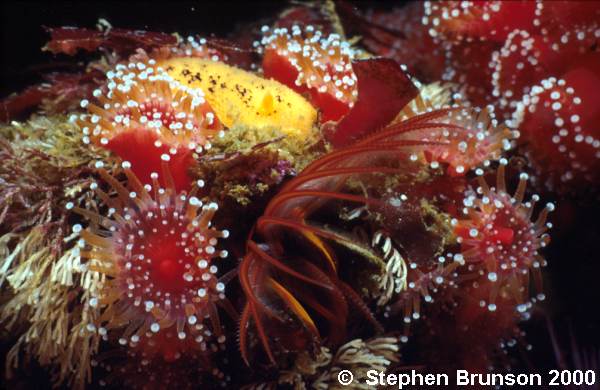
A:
338,2,446,83
327,58,418,148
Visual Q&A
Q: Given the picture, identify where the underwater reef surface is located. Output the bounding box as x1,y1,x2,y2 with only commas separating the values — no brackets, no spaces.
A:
1,1,599,389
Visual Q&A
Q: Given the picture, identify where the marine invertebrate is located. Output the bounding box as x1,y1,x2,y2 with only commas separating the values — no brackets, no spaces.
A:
260,25,358,123
237,60,488,362
512,71,600,190
393,84,514,174
1,2,590,388
72,161,232,358
370,230,408,306
93,331,228,389
159,57,318,139
453,161,554,304
76,60,223,192
422,1,538,42
243,336,400,390
389,258,461,333
419,278,528,374
238,110,426,364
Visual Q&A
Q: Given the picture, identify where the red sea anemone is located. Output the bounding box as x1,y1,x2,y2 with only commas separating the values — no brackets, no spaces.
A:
71,162,232,358
75,61,224,192
453,162,554,304
260,25,358,123
513,71,600,190
393,88,514,175
93,331,228,389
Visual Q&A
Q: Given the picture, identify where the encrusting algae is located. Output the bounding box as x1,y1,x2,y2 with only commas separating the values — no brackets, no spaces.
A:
194,123,323,205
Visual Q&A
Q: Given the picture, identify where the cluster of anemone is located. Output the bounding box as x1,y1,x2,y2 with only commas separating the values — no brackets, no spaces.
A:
67,48,237,386
418,1,600,191
1,3,585,388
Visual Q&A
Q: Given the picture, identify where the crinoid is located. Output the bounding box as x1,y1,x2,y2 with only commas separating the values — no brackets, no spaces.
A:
237,90,499,363
70,160,236,360
453,160,554,305
238,135,417,364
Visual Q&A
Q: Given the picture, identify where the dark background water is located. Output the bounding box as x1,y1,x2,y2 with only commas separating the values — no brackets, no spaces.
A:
0,1,288,97
1,0,599,387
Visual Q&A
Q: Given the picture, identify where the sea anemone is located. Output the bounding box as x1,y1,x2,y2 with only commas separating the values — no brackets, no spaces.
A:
260,25,358,122
71,161,232,356
394,84,514,175
75,60,223,192
453,161,554,304
513,73,600,190
422,1,538,42
93,331,228,389
2,2,593,388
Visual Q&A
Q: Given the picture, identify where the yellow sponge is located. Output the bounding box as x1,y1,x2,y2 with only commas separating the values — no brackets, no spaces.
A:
159,58,317,139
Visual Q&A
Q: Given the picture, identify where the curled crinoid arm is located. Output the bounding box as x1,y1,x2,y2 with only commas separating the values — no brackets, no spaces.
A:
371,230,408,306
70,160,233,359
240,153,416,362
453,160,554,305
75,60,224,192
